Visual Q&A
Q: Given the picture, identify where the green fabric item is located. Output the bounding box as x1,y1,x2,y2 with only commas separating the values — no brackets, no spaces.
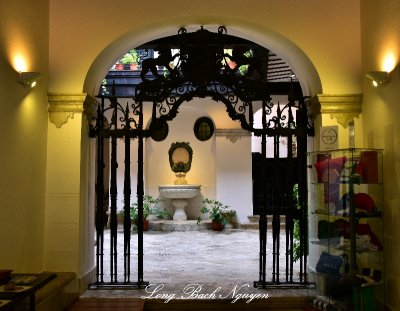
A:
353,286,375,311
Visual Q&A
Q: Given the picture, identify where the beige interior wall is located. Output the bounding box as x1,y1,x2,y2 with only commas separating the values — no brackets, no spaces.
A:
48,0,361,96
0,0,49,272
44,115,83,272
361,1,400,309
216,135,252,223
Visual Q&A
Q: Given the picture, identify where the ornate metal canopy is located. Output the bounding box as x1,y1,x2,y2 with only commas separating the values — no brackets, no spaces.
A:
93,26,313,141
133,26,310,136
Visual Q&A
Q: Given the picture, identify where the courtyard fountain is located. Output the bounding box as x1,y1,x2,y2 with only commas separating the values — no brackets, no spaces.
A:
158,142,201,221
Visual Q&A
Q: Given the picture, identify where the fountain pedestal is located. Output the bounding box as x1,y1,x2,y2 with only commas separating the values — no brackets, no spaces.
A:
159,184,201,221
171,199,189,221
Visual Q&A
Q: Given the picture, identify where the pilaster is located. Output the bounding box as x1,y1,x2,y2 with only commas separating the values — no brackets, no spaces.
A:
317,94,362,128
44,92,98,276
48,93,98,128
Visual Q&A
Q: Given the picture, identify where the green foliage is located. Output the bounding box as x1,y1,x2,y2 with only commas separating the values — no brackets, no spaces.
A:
292,184,302,262
292,221,301,262
130,195,169,221
196,198,235,225
101,79,109,95
238,49,254,75
120,49,140,64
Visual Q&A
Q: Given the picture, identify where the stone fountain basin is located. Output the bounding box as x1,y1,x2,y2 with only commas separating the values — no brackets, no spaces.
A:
159,184,201,199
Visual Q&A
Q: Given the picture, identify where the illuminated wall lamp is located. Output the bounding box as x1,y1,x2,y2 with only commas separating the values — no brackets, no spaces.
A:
365,71,390,87
17,71,42,88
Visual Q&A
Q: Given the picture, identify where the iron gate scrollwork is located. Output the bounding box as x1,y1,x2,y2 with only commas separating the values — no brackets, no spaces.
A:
89,26,314,289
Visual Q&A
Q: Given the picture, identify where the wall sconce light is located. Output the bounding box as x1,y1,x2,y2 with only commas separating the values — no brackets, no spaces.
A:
365,71,390,87
17,71,42,88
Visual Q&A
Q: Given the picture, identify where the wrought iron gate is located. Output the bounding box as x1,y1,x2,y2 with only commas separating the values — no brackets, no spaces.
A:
89,26,314,289
252,93,312,288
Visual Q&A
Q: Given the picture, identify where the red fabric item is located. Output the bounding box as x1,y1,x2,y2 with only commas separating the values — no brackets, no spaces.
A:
357,223,383,249
354,151,378,183
314,156,347,183
338,192,376,213
354,193,376,213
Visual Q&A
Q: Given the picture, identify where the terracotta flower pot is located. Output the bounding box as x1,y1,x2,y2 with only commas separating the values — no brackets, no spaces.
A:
143,219,149,231
211,221,224,231
117,214,124,225
132,219,149,231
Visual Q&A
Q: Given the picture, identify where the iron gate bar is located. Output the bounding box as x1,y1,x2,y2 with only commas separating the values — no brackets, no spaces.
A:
95,100,105,286
137,99,147,287
273,133,279,284
258,99,268,287
299,96,310,284
110,97,118,283
286,98,295,283
123,102,131,284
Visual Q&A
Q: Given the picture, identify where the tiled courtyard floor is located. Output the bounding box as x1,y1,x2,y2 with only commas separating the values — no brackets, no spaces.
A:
82,229,312,300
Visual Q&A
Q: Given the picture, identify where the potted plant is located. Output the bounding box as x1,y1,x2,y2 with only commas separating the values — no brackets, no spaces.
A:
222,209,237,228
131,195,169,231
115,61,124,71
197,198,233,231
120,49,140,70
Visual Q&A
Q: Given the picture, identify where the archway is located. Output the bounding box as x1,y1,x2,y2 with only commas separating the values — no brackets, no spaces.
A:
83,22,322,97
87,25,316,290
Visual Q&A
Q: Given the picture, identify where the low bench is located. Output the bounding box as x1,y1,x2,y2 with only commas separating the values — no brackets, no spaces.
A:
36,271,77,311
15,272,77,311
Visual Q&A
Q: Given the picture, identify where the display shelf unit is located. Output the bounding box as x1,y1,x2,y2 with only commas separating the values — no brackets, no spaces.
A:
307,148,384,311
